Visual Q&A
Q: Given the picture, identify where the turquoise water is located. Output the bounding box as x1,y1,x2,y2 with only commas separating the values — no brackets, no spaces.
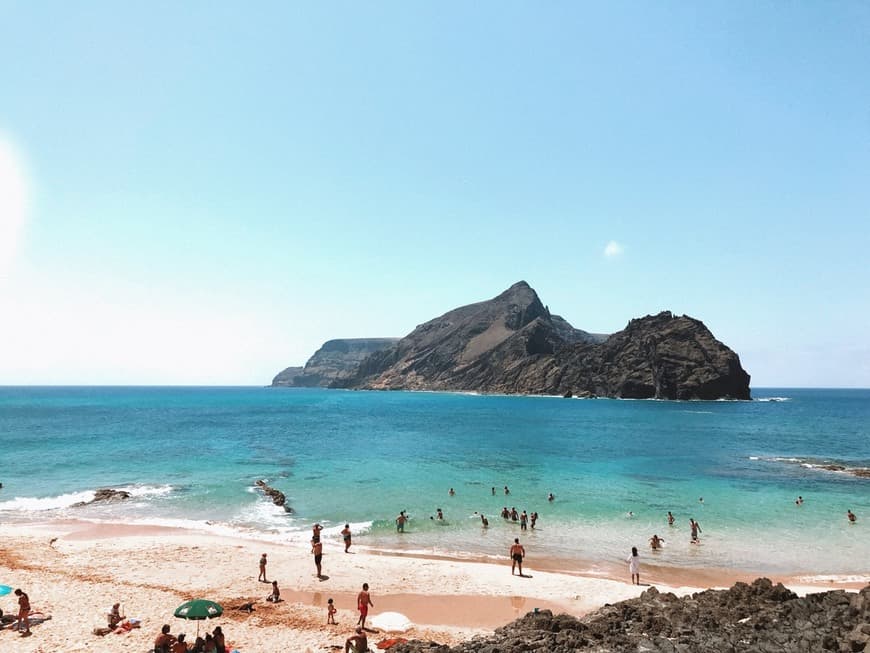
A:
0,387,868,576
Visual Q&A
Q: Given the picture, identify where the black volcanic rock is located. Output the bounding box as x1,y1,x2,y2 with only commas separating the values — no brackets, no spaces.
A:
271,338,399,387
336,282,750,400
393,579,870,653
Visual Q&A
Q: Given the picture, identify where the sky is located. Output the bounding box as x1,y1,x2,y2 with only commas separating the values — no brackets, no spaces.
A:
0,2,868,387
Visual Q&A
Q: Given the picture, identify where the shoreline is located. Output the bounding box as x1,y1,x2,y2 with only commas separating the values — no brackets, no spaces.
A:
2,519,866,652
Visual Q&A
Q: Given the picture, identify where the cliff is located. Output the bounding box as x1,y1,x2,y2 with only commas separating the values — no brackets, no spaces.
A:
335,282,750,400
271,338,399,387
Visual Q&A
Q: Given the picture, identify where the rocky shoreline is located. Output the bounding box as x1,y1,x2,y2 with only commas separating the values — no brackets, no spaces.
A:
394,579,870,653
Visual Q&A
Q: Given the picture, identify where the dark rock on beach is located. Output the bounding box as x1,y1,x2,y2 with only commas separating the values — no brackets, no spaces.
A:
255,479,292,513
72,488,131,507
333,281,750,400
271,338,400,387
393,579,870,653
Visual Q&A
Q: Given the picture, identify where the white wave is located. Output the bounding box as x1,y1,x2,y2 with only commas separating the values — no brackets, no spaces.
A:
755,397,791,402
0,490,99,512
0,484,175,512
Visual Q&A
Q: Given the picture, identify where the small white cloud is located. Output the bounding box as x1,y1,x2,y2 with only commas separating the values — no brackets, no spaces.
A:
603,240,624,258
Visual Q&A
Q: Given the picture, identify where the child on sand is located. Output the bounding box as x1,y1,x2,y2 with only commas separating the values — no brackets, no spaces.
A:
327,598,337,624
267,580,281,602
627,546,640,585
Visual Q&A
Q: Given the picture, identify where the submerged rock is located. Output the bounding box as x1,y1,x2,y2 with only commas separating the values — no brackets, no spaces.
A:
72,488,132,507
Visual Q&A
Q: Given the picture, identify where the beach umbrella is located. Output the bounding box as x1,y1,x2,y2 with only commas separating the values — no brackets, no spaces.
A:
0,585,11,597
371,611,412,632
173,599,223,636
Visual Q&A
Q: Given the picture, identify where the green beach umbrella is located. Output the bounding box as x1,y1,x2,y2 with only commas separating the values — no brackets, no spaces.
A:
173,599,223,636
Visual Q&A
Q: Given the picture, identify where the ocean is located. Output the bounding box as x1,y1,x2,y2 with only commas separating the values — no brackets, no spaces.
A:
1,387,867,579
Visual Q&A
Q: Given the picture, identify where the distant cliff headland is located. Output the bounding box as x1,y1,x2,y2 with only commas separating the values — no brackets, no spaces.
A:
272,281,751,400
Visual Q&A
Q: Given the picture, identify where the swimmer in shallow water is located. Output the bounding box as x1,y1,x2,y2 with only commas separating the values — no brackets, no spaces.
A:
649,534,664,550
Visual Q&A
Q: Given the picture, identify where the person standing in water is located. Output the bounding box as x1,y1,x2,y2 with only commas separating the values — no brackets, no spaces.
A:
509,538,526,576
667,511,675,526
690,518,702,543
341,524,352,553
847,509,857,523
627,546,640,584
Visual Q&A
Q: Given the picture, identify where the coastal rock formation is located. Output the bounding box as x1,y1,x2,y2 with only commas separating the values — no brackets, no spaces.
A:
334,281,750,400
254,480,292,513
271,366,303,386
72,488,131,507
271,338,399,387
393,579,870,653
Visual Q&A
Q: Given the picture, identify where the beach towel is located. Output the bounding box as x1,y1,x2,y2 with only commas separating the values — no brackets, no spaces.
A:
376,637,408,649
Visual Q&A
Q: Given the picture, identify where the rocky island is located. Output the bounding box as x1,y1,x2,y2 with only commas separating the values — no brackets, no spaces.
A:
274,282,751,400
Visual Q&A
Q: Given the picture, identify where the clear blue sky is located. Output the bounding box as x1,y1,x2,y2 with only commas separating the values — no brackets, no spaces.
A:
0,2,868,386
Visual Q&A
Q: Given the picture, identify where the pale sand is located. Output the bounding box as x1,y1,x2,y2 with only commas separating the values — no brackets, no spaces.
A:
1,520,865,653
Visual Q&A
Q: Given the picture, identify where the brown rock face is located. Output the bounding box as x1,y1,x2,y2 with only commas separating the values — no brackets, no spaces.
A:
271,338,400,387
336,282,750,400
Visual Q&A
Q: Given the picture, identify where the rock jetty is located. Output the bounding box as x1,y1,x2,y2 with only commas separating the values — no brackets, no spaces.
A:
393,579,870,653
255,479,291,512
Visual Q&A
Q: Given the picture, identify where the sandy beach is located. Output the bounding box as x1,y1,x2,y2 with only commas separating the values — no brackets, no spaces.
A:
1,520,865,653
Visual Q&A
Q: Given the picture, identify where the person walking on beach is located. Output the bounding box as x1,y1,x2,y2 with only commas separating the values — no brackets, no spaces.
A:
312,538,324,579
327,598,337,624
847,509,857,523
357,582,374,629
258,553,268,582
342,524,352,553
14,589,30,634
510,538,526,576
690,518,702,543
627,546,641,584
345,627,368,653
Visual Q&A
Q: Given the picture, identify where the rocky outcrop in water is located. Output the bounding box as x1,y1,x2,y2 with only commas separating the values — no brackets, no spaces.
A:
72,488,131,507
255,479,291,512
271,338,399,387
393,579,870,653
335,282,750,400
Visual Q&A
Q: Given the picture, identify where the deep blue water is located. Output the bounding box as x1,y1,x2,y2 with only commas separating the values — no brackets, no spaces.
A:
0,387,867,575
